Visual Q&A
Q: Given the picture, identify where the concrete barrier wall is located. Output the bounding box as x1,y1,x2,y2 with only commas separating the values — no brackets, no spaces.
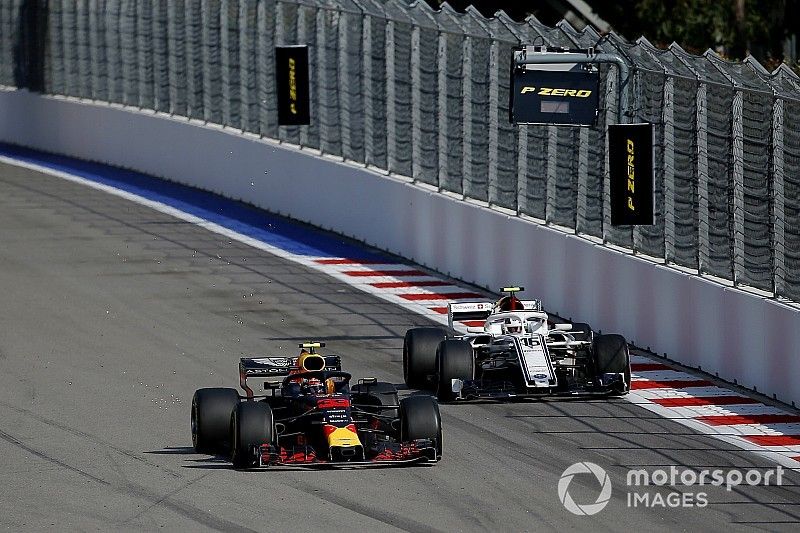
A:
2,89,798,405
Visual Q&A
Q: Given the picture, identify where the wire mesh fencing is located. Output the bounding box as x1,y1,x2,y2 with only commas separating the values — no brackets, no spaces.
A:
2,0,800,301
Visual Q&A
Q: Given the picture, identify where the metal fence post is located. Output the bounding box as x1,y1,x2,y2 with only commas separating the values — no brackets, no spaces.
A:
339,9,353,160
295,3,309,147
731,90,745,285
662,75,676,262
362,13,374,165
410,23,421,179
602,65,618,242
516,126,528,215
385,19,396,170
436,28,448,189
487,37,499,205
575,127,589,232
87,0,102,100
696,82,711,273
460,35,472,196
238,0,253,130
76,0,90,99
137,0,154,109
153,0,170,113
545,125,558,224
257,0,277,139
220,0,232,127
772,97,786,296
201,0,212,120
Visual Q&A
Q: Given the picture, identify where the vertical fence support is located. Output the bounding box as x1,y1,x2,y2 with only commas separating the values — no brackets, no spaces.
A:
314,8,327,151
338,10,351,159
362,15,374,166
460,35,472,196
516,126,528,215
296,5,308,146
238,0,251,129
602,67,618,242
663,75,676,263
545,125,558,224
385,20,396,171
201,0,212,121
772,97,786,296
87,0,101,100
576,127,589,233
696,82,711,273
410,24,422,180
731,90,745,285
220,0,231,125
487,38,499,205
436,29,448,189
256,0,271,137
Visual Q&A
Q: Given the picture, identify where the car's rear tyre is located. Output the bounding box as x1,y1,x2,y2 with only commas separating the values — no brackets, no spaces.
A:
403,327,446,390
191,387,239,455
435,340,474,402
593,334,631,395
400,395,442,459
230,401,274,469
351,382,400,419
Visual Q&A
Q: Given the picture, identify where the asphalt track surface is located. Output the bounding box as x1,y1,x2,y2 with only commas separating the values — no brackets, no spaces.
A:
0,161,798,532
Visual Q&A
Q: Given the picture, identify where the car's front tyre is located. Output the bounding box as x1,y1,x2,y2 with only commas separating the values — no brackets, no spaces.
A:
435,339,474,402
593,334,631,395
191,387,240,455
400,395,442,460
230,401,274,469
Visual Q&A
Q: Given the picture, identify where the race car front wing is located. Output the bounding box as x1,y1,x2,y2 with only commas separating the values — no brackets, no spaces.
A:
256,438,438,467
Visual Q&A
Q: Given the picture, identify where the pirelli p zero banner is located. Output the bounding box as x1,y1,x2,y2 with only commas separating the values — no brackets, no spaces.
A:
609,123,654,225
510,69,599,126
275,46,310,126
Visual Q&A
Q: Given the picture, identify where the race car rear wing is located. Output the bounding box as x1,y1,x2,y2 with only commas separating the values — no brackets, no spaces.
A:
448,299,544,329
239,355,342,397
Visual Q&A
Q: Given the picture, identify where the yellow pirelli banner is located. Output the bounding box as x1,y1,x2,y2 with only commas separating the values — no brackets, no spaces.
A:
275,45,310,126
609,123,654,226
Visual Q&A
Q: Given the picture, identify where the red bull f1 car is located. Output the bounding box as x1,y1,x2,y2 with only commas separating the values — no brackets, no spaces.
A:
403,287,631,401
191,343,441,469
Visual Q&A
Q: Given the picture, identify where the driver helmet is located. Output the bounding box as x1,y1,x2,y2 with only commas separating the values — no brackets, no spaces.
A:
496,295,523,312
301,377,324,395
502,317,523,335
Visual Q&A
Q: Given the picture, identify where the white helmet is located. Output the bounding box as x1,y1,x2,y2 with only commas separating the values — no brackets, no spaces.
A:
501,317,523,335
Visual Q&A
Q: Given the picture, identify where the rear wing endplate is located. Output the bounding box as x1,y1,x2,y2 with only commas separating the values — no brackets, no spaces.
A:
448,302,492,329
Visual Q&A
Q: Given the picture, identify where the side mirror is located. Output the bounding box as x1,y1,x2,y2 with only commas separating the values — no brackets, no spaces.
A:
552,323,572,331
466,326,485,333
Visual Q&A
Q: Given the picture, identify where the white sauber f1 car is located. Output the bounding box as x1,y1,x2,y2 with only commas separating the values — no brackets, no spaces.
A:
403,287,631,401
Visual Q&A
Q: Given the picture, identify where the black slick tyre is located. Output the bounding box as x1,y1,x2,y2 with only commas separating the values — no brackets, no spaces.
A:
400,395,443,459
403,327,446,390
230,401,274,469
435,340,474,402
593,334,631,395
191,387,239,454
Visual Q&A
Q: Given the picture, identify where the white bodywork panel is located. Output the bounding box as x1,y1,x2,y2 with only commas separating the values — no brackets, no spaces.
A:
512,335,556,388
